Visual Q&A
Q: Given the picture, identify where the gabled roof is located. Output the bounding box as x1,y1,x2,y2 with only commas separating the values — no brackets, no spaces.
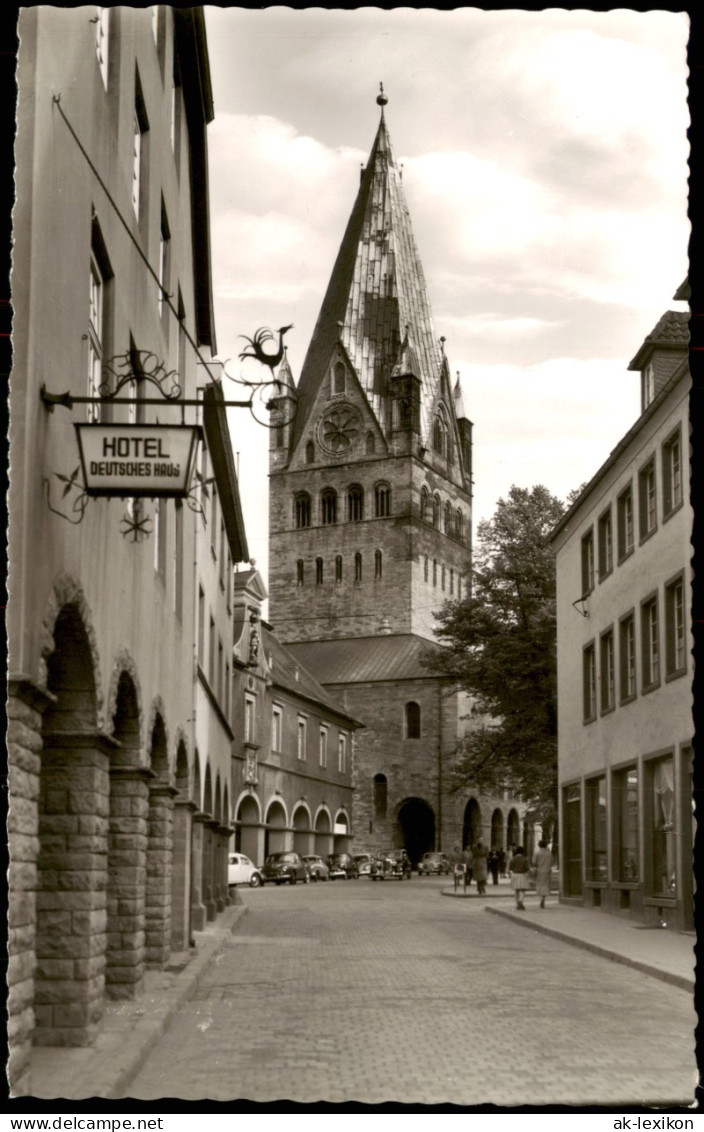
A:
285,634,444,686
261,627,363,727
293,99,444,445
627,310,690,370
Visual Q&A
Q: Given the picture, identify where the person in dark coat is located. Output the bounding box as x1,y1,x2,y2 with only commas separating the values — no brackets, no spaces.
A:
488,848,500,886
510,845,530,909
472,839,489,895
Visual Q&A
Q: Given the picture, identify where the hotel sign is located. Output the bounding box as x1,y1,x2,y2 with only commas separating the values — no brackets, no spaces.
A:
75,423,201,498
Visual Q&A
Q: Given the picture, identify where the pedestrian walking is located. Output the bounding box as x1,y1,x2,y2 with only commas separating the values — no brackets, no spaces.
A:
473,839,489,895
452,844,465,891
498,848,507,877
463,844,474,890
510,845,530,909
532,839,552,909
488,848,500,886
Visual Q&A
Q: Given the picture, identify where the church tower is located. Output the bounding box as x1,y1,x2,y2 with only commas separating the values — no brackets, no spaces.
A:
267,90,526,861
268,87,473,644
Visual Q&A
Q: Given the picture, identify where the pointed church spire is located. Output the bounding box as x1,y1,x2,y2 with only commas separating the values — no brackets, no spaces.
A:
293,91,445,444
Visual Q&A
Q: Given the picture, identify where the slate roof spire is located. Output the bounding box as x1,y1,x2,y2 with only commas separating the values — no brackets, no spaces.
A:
293,87,445,443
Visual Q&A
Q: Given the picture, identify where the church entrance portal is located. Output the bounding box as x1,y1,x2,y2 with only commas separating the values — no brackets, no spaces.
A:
396,798,435,867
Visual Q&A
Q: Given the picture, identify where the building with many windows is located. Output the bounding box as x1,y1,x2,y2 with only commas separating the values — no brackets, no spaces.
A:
229,568,360,868
8,6,243,1094
551,300,692,931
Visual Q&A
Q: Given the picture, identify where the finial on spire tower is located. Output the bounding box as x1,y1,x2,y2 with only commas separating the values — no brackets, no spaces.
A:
377,82,388,114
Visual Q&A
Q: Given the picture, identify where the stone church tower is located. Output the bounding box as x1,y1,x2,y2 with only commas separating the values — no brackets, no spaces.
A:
267,91,529,862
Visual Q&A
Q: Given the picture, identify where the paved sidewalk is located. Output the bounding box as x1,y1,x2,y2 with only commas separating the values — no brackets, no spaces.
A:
23,904,249,1100
483,899,695,992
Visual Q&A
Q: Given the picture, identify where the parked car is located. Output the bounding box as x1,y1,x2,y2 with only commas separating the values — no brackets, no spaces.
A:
418,851,452,876
326,853,359,880
302,854,330,881
371,851,412,880
354,854,373,877
228,853,262,888
260,851,310,885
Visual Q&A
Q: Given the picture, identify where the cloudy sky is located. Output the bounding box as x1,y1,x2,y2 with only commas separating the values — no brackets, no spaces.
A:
203,7,689,588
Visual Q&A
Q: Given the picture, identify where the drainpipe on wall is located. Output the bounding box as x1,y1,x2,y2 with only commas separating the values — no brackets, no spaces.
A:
437,682,443,851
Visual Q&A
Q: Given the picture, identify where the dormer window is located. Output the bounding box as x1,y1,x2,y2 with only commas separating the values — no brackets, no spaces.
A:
642,363,655,410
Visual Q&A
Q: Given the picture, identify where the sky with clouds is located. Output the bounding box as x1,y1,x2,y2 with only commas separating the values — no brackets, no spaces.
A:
203,7,689,589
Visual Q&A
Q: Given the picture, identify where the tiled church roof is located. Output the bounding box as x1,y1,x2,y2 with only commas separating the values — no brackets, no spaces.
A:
293,100,444,445
285,634,443,685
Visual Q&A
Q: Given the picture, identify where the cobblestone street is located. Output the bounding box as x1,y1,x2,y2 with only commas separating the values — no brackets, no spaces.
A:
121,880,696,1107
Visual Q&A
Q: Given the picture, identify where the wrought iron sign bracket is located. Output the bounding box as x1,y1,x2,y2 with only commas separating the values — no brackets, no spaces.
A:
39,340,299,539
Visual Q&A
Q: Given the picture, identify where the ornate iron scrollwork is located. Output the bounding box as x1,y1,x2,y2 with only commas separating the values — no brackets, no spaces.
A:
43,468,92,525
99,349,182,401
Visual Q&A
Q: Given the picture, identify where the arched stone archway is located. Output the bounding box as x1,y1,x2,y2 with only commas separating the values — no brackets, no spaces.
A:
190,749,207,933
37,600,107,1046
491,808,504,851
396,798,435,866
236,794,262,863
463,798,482,850
146,713,174,965
333,811,351,854
265,799,287,856
292,804,312,857
507,808,520,851
107,670,148,1000
314,808,333,858
171,739,193,951
201,763,216,921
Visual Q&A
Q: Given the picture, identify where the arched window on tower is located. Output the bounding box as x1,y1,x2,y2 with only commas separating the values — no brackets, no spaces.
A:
433,406,448,458
366,431,376,455
374,549,382,579
297,559,304,586
316,557,324,584
456,509,464,540
295,493,311,529
432,494,440,528
420,486,429,522
354,552,362,582
375,482,391,517
348,485,364,522
405,701,421,739
444,501,453,534
333,361,346,394
335,555,343,583
321,488,337,526
373,773,388,818
305,440,315,464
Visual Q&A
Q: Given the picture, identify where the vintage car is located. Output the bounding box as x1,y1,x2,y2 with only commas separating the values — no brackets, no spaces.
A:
260,851,310,885
227,852,263,888
417,851,452,876
370,851,412,880
326,853,359,880
302,854,330,881
353,854,374,877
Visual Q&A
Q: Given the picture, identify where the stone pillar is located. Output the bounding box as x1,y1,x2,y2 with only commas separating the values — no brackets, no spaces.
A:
203,822,217,922
190,812,207,933
145,783,177,969
34,732,114,1047
171,799,196,950
7,678,54,1095
106,767,151,999
215,824,233,911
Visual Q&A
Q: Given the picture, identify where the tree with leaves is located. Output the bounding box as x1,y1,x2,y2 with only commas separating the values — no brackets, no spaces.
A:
426,484,566,832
